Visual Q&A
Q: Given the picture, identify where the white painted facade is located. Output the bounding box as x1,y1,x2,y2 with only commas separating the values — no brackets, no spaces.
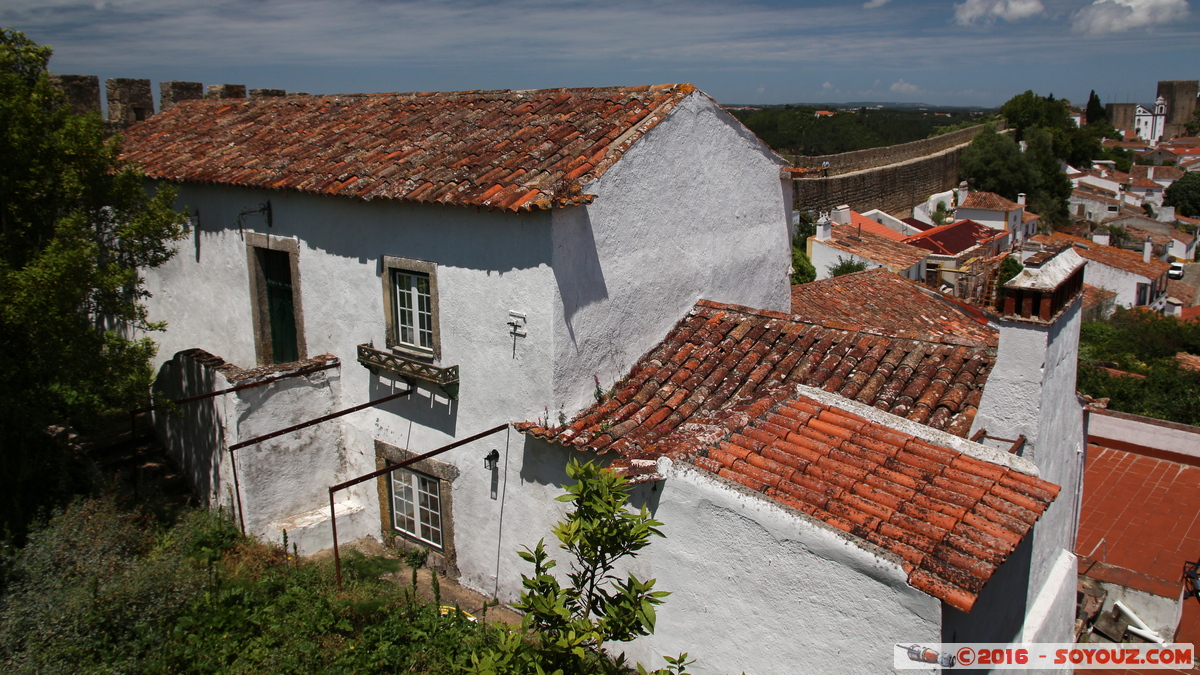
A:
142,90,793,601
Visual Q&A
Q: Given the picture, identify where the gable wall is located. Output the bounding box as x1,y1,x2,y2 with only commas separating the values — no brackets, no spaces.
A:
550,91,792,413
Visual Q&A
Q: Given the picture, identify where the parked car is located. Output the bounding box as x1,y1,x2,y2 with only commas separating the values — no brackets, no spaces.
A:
1169,262,1185,280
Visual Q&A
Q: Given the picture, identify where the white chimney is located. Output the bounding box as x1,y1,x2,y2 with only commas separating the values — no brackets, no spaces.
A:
957,181,969,206
1017,193,1026,206
1144,237,1153,262
816,215,833,242
831,204,851,226
1092,231,1110,246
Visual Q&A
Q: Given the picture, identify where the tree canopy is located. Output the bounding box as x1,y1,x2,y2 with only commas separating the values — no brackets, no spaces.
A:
0,29,187,538
1085,90,1106,127
959,124,1040,203
1165,172,1200,218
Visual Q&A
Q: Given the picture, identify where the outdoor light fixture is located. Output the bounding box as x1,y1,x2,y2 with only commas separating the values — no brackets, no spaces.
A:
484,449,499,470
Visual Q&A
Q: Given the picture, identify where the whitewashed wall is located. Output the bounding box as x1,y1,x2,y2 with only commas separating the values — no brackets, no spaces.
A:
617,459,941,675
551,91,792,414
1072,260,1154,309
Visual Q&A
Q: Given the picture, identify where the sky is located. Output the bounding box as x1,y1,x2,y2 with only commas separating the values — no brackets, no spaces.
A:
4,0,1199,108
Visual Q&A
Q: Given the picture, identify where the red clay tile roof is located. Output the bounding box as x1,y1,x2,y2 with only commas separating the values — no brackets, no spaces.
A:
1127,226,1196,248
960,191,1021,211
903,217,934,232
1168,280,1198,306
1082,284,1117,310
820,223,928,271
790,269,997,347
1021,210,1040,223
522,374,1056,611
1130,177,1161,189
1132,165,1185,181
119,84,698,212
1077,444,1200,598
1031,231,1170,280
903,219,1006,256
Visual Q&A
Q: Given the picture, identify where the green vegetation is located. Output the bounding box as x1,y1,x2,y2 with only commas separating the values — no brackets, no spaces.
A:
791,218,816,285
468,459,688,675
828,256,869,277
997,256,1024,287
1077,308,1200,426
729,105,987,156
0,29,188,540
0,498,500,674
1165,172,1200,218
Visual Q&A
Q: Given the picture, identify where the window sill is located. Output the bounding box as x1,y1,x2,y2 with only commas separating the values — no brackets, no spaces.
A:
357,344,459,399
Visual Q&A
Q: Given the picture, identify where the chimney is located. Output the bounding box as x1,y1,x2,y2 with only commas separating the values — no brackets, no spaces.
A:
831,204,851,226
105,78,154,125
957,181,969,206
1017,193,1026,206
49,74,100,116
972,245,1086,624
815,214,833,242
160,81,204,111
1144,237,1153,262
1092,230,1110,246
249,88,287,99
206,84,246,100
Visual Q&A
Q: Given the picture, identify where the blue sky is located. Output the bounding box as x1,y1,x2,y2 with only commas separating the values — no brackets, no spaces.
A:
4,0,1198,107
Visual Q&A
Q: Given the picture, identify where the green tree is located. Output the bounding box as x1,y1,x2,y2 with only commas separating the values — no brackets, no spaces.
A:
1165,172,1200,218
791,219,816,285
827,256,869,277
997,256,1024,287
1023,127,1072,225
1085,90,1106,127
1000,90,1074,143
959,124,1040,202
467,459,688,675
0,30,187,538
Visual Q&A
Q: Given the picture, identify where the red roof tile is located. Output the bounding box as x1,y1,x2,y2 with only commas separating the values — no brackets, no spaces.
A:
1169,280,1199,306
119,84,698,212
1082,284,1117,310
850,212,907,241
1031,231,1170,280
903,219,1007,256
791,269,997,347
821,223,928,271
960,191,1021,212
1077,444,1200,598
522,376,1056,611
1132,165,1185,181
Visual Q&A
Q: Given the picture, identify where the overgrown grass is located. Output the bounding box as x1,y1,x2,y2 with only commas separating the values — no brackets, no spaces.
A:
0,496,501,674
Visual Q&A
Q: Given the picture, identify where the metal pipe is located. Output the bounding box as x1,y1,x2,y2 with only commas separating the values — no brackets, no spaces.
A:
229,388,411,452
328,422,509,588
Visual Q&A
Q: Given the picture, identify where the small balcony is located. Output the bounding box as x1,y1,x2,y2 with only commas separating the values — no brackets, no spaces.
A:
356,344,459,399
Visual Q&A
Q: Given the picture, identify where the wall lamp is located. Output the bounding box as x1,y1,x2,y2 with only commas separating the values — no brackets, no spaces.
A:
484,449,500,470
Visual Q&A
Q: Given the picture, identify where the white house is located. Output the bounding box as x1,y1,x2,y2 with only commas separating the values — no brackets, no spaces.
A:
1030,232,1170,311
954,187,1038,244
121,83,1085,673
1134,98,1168,143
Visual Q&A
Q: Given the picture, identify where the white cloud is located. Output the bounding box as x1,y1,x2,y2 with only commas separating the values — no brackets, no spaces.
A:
863,0,891,8
954,0,1045,25
1071,0,1189,35
823,81,834,88
891,79,920,94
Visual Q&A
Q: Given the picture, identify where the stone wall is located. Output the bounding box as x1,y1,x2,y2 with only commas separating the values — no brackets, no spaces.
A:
793,144,964,217
789,123,988,175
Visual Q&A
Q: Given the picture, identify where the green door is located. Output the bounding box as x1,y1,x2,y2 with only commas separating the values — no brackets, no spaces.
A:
260,248,299,363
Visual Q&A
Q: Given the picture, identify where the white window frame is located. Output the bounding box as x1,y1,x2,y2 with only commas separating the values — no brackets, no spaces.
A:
381,256,440,359
391,467,444,548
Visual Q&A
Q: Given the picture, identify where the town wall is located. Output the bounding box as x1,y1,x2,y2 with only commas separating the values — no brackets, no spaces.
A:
794,145,964,217
790,124,987,174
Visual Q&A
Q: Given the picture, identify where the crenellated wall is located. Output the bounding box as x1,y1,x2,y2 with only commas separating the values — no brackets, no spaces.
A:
789,124,990,175
49,74,287,128
793,144,965,217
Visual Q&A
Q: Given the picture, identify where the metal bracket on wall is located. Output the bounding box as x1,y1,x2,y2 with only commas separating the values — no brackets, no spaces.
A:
357,343,460,399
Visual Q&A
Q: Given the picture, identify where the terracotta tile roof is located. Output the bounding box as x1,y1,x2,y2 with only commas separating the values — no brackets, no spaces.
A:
1130,177,1161,189
1131,165,1185,181
119,84,699,212
1167,280,1197,306
519,298,997,455
1021,210,1040,223
1183,305,1200,322
903,217,933,232
1077,444,1200,598
790,270,998,346
522,373,1056,611
903,219,1006,256
1075,184,1119,200
960,191,1021,211
1082,284,1117,310
1031,231,1170,280
1127,225,1195,248
850,212,907,241
820,223,928,271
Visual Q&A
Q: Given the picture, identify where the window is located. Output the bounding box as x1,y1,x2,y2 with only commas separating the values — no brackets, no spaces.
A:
246,233,306,365
382,256,440,358
391,468,443,548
